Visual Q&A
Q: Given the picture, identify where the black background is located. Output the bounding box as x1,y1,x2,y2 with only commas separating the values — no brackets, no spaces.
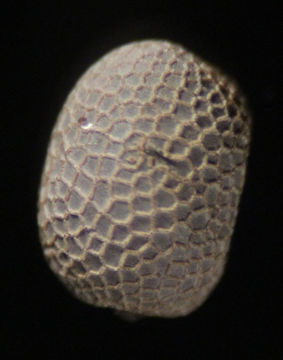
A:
2,1,282,359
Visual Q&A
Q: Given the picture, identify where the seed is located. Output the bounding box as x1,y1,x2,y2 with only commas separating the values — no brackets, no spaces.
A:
38,40,251,318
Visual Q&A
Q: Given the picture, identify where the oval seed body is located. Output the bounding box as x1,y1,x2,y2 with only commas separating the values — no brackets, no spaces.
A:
38,40,251,318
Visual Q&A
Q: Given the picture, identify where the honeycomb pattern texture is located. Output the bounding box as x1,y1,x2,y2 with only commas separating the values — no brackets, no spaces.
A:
38,40,251,318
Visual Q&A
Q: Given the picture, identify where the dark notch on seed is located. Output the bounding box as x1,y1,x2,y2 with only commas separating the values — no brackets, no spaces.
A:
144,148,178,167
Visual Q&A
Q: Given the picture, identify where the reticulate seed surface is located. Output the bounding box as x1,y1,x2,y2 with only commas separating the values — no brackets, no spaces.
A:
38,40,251,318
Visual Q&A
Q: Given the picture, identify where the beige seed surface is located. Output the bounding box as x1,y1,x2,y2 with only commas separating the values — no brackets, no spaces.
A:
38,40,251,318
